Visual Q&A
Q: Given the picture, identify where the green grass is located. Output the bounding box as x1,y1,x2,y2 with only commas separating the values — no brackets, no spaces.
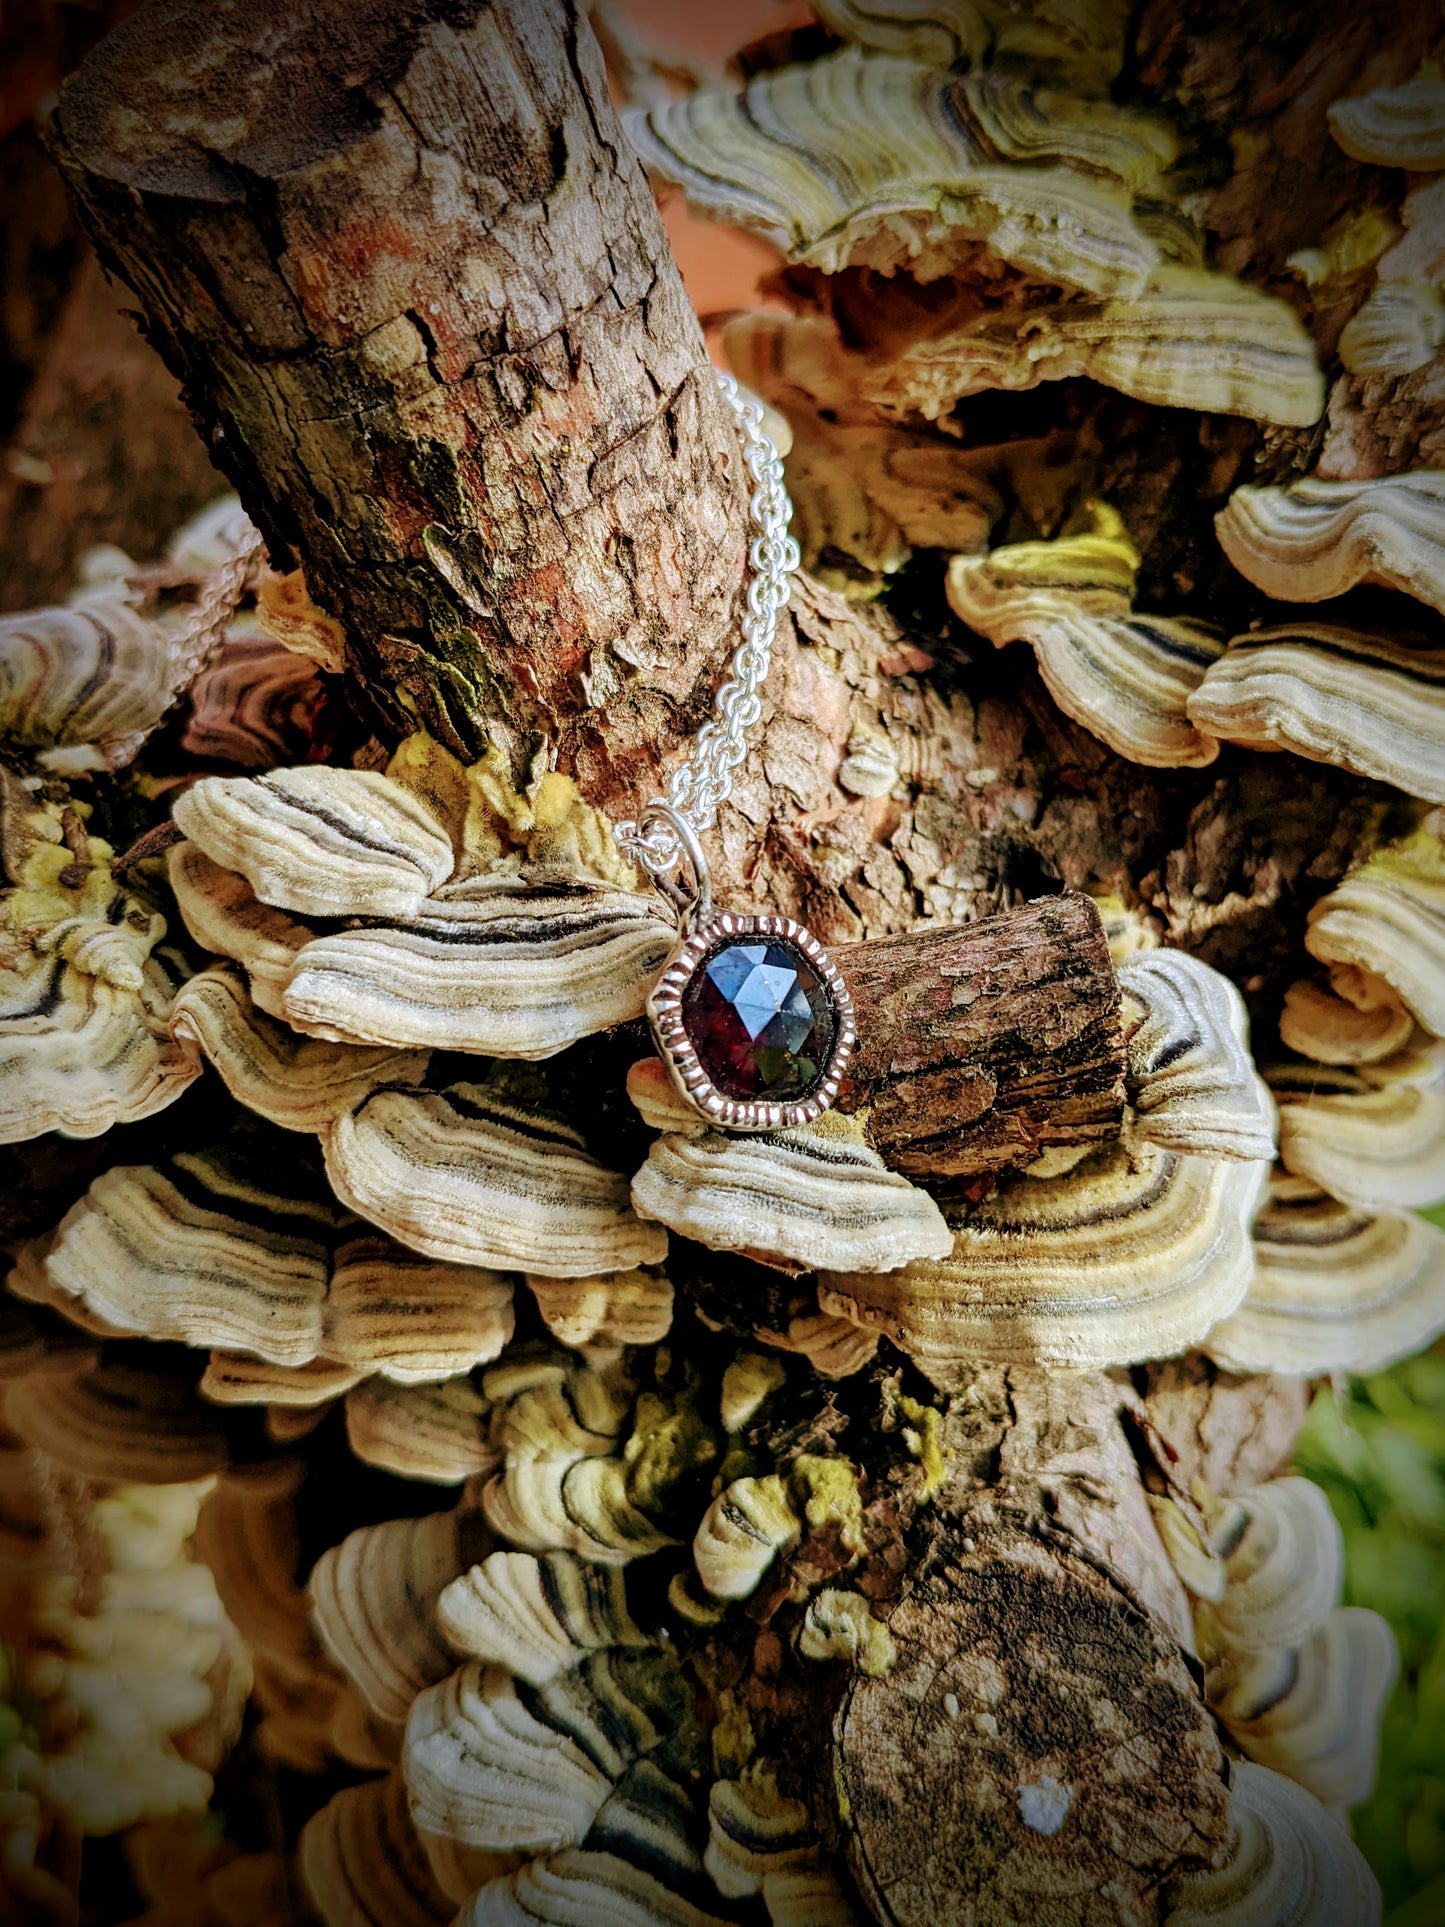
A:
1293,1257,1445,1924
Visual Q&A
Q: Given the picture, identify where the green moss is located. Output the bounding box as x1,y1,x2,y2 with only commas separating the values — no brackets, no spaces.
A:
895,1393,949,1503
624,1384,719,1516
791,1453,866,1556
708,1686,755,1780
409,438,471,526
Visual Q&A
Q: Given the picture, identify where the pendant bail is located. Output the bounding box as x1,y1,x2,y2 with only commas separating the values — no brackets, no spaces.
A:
637,803,713,936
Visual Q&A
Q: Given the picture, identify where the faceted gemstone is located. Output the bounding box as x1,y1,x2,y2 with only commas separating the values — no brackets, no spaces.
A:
680,936,837,1102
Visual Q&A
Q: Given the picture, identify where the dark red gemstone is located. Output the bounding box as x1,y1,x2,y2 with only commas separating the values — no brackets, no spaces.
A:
680,936,837,1102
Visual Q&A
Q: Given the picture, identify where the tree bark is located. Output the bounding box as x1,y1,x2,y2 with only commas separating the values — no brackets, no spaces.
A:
48,0,752,788
835,891,1125,1181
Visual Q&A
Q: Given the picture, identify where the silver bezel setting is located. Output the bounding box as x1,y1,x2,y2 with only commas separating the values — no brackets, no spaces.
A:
647,912,856,1132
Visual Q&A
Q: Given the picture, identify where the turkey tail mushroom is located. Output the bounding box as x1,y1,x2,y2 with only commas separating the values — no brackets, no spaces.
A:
631,1110,951,1274
308,1507,491,1727
819,1141,1269,1379
626,50,1162,293
435,1549,653,1686
1119,950,1277,1162
1206,1173,1445,1377
323,1076,667,1277
944,508,1226,769
1185,625,1445,806
1208,1607,1399,1809
1161,1761,1380,1926
1304,826,1445,1040
1269,1050,1445,1212
1215,473,1445,618
344,1378,499,1486
812,0,1133,90
1329,72,1445,169
300,1774,454,1927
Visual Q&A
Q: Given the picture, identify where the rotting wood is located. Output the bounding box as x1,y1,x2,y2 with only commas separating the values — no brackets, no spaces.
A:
834,890,1125,1181
827,1368,1229,1927
1136,1355,1314,1498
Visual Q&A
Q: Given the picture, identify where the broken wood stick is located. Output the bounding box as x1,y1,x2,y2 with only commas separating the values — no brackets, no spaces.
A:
834,890,1125,1181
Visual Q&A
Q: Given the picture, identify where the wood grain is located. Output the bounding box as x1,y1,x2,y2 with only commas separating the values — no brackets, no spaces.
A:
835,891,1125,1181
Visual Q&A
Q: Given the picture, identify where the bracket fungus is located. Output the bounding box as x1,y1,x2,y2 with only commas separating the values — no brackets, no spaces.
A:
1160,1760,1380,1927
1189,1476,1344,1657
453,1763,736,1927
1328,70,1445,170
2,781,199,1143
1338,280,1445,378
344,1377,499,1486
167,841,317,1021
325,1074,667,1278
435,1550,652,1688
627,51,1165,294
1279,975,1415,1067
693,1476,804,1602
732,268,1322,437
476,1354,679,1568
1118,950,1278,1163
279,879,674,1058
172,768,457,923
35,1122,516,1385
1185,624,1445,806
3,1351,236,1485
1270,1050,1445,1212
797,1589,899,1676
168,962,431,1135
171,746,672,1060
181,630,330,772
944,509,1226,768
1216,473,1445,618
1173,1470,1400,1816
301,1774,454,1927
813,0,1134,92
525,1268,675,1355
1304,826,1445,1040
404,1652,694,1858
702,334,1001,587
309,1509,491,1729
631,1109,951,1274
1206,1172,1445,1377
193,1460,386,1776
0,497,257,774
1208,1606,1400,1809
704,1771,816,1899
820,1140,1269,1378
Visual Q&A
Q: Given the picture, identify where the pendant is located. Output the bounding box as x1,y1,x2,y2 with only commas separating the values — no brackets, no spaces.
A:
641,810,855,1131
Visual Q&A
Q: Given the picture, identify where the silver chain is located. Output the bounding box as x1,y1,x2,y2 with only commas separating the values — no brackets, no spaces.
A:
614,372,800,905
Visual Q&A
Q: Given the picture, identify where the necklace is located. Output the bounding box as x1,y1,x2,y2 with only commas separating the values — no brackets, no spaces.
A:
615,374,857,1132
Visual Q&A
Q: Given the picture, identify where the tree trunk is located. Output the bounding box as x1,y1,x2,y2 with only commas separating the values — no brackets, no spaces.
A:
48,0,752,789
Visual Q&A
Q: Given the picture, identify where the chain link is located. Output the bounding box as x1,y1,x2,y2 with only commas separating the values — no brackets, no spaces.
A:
614,372,800,894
